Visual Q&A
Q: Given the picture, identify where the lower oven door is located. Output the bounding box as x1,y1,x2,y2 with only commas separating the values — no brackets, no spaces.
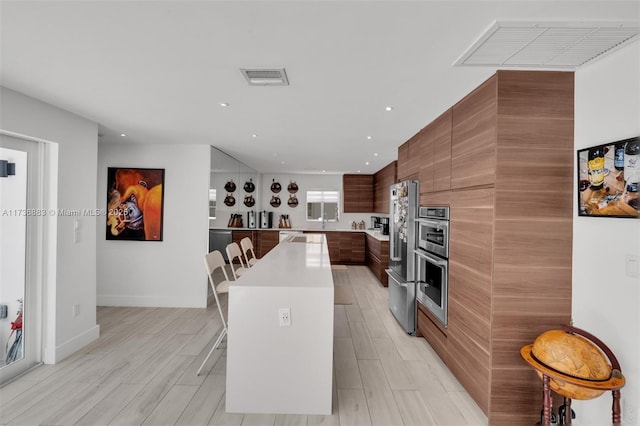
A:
386,269,416,335
414,249,448,327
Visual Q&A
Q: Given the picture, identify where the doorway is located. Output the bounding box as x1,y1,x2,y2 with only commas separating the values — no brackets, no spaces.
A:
0,134,45,383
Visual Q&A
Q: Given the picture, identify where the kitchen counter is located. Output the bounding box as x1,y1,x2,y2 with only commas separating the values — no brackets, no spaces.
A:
225,233,334,415
209,227,389,241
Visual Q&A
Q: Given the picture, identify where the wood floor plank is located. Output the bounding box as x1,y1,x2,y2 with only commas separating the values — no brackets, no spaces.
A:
7,381,93,426
336,389,372,426
0,354,101,423
372,338,417,390
73,384,146,425
142,384,200,426
121,334,192,385
274,413,307,425
109,355,194,425
360,308,390,339
240,413,276,425
393,390,438,426
348,321,378,360
333,338,363,390
357,359,404,426
208,395,244,426
175,373,225,425
449,390,488,426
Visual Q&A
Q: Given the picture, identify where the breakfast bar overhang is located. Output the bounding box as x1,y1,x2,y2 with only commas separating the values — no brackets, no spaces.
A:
225,233,334,415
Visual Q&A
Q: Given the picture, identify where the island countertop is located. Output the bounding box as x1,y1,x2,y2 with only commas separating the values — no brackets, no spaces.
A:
230,232,333,288
225,233,334,415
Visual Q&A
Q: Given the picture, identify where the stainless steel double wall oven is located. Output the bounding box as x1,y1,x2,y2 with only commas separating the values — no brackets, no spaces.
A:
414,206,450,327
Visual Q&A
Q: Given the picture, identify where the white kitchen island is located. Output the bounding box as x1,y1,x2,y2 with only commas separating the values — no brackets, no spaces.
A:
225,233,334,415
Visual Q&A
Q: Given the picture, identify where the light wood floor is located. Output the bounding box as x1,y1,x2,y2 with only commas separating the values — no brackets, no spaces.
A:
0,265,487,426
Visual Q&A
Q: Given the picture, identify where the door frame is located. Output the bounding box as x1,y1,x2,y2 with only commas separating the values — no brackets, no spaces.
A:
0,129,58,383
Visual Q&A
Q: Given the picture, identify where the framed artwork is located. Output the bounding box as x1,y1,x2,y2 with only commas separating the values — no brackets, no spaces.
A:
106,167,165,240
577,136,639,218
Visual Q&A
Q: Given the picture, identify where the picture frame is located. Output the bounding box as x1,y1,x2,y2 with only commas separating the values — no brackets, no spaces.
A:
106,167,165,240
577,137,639,218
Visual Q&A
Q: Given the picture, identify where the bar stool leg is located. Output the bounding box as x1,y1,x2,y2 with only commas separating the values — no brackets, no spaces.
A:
612,389,621,425
542,375,552,426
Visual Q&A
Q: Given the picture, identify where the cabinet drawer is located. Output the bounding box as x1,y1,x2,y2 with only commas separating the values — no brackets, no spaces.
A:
417,301,447,363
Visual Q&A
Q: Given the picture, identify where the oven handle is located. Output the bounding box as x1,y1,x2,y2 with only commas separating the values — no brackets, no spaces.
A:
416,218,447,230
414,249,448,266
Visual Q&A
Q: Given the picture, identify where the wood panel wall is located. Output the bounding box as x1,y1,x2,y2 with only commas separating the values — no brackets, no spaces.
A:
410,70,573,425
489,71,574,424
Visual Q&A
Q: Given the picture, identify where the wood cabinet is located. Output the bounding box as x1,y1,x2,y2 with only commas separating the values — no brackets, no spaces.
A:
397,141,409,180
365,233,389,286
305,231,365,264
433,109,452,192
416,301,447,362
451,77,497,189
397,135,421,182
256,230,279,258
415,71,574,425
418,125,434,193
343,174,374,213
232,230,255,263
373,161,397,214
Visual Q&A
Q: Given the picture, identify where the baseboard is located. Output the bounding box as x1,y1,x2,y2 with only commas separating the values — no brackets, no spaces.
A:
50,324,100,363
97,294,206,308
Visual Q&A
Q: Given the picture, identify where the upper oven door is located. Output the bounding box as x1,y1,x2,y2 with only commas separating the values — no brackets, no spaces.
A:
416,218,449,258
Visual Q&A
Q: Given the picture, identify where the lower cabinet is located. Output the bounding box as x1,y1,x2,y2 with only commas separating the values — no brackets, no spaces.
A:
416,301,447,362
305,231,365,264
256,230,279,258
365,234,389,286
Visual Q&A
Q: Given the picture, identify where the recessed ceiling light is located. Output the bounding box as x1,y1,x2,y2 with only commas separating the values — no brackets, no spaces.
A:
373,153,378,156
385,106,393,111
120,133,126,137
220,102,229,107
365,161,370,166
322,169,326,173
252,134,258,138
357,170,361,173
281,161,285,164
366,136,372,140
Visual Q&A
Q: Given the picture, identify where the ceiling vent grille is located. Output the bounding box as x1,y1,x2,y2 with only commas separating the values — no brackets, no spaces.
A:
454,21,639,69
241,68,289,86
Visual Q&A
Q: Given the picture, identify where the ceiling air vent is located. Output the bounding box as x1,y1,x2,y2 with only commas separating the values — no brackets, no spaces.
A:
454,21,639,69
241,68,289,86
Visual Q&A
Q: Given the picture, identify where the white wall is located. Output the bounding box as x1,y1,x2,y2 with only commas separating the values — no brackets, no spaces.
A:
97,143,210,308
210,171,382,230
0,86,99,363
573,41,640,425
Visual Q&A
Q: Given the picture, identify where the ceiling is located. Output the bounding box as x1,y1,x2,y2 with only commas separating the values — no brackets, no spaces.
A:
1,1,638,174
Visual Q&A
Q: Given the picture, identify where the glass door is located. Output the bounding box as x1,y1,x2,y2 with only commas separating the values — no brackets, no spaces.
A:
0,135,42,383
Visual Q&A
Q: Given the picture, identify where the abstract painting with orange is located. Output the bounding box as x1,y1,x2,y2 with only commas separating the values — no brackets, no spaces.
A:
106,167,165,241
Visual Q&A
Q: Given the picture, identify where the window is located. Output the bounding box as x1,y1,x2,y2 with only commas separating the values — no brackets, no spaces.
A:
209,189,216,219
306,190,339,222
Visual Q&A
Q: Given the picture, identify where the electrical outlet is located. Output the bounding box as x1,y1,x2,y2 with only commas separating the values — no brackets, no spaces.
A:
278,308,291,327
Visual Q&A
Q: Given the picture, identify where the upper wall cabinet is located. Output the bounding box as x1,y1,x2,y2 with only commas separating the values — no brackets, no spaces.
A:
433,109,452,192
397,135,421,182
343,174,374,213
418,108,452,195
373,161,397,214
451,77,498,189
